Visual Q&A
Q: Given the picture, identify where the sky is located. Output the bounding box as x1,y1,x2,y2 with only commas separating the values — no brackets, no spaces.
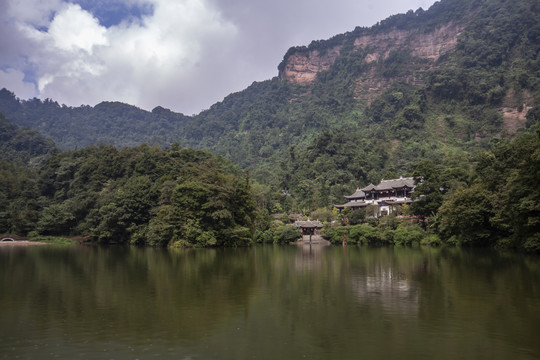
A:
0,0,437,115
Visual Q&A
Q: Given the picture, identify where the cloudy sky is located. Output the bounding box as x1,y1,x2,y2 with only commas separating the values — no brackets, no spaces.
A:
0,0,437,115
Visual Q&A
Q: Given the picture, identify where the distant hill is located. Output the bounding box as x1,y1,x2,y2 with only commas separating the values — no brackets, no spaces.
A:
0,89,190,150
1,0,539,209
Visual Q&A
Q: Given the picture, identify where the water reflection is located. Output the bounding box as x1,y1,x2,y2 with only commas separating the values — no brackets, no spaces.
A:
0,245,539,359
294,242,331,273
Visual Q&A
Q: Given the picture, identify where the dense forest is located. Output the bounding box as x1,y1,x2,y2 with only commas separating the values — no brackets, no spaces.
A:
323,126,540,252
0,0,539,250
0,112,56,167
1,140,262,247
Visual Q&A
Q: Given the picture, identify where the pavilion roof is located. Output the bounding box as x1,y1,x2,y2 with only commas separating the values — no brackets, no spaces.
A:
345,188,366,199
293,219,324,228
374,177,415,190
334,201,370,209
360,183,377,192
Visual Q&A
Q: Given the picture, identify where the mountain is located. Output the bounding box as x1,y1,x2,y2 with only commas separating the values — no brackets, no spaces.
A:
0,89,190,150
1,0,539,210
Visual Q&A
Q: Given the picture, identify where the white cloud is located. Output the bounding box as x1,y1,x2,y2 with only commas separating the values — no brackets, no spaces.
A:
1,0,238,112
49,4,108,54
0,68,37,99
6,0,62,27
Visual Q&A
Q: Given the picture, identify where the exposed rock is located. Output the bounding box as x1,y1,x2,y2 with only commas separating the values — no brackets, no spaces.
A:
500,90,535,134
279,23,463,99
353,67,429,105
279,46,342,84
353,24,461,62
501,106,531,134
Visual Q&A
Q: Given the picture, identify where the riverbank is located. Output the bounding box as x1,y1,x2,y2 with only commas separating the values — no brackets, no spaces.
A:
0,240,47,247
0,234,82,246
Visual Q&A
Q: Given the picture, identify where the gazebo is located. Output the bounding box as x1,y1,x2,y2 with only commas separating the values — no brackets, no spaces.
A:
293,219,323,235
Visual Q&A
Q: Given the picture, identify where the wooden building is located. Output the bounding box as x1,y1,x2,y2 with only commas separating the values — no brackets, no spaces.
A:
335,176,416,216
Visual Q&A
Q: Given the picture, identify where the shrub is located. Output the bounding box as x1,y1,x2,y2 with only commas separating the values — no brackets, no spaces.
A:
393,224,424,245
420,233,442,246
350,224,383,245
322,225,350,245
255,229,274,243
273,225,302,244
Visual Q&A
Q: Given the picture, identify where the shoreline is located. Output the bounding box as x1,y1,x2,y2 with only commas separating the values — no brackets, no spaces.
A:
0,240,48,247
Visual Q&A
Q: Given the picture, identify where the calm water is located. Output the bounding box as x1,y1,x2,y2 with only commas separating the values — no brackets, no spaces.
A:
1,244,539,359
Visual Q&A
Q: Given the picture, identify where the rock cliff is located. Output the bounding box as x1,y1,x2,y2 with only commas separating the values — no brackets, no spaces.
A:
279,23,463,102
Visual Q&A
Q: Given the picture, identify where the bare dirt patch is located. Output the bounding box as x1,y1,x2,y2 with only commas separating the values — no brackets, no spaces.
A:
501,106,530,134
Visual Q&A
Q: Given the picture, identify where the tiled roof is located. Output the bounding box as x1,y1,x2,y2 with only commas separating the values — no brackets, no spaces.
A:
334,201,370,209
294,220,324,228
374,177,415,190
345,188,366,199
361,183,377,192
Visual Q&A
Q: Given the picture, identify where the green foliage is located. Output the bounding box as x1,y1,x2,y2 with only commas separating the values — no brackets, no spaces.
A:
438,184,497,246
322,225,350,245
0,90,190,150
420,233,443,246
392,224,424,246
348,209,366,225
1,0,540,252
437,127,540,251
1,144,258,247
37,203,76,235
309,207,334,223
0,111,56,166
324,221,426,246
2,0,539,216
349,224,385,245
28,235,78,246
255,229,275,244
0,160,41,235
272,225,302,244
411,160,444,220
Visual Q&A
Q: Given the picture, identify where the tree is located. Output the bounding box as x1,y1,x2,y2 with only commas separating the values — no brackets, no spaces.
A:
37,203,76,235
392,223,424,245
410,160,443,223
273,225,302,244
492,129,540,251
438,184,497,246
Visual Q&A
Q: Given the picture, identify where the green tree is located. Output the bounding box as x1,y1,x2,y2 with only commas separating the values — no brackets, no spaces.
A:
438,184,496,246
273,225,302,244
392,223,424,246
492,129,540,251
410,160,443,223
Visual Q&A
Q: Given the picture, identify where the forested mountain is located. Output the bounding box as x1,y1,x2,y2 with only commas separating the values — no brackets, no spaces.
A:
0,89,190,150
1,0,540,210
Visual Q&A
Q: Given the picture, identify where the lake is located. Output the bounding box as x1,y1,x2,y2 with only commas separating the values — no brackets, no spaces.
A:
1,244,539,359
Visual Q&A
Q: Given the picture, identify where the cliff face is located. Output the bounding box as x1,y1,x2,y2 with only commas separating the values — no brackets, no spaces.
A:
279,23,463,99
352,23,461,63
279,46,343,84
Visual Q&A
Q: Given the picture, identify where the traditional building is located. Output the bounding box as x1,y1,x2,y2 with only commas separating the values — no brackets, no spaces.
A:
293,219,324,235
335,176,416,216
